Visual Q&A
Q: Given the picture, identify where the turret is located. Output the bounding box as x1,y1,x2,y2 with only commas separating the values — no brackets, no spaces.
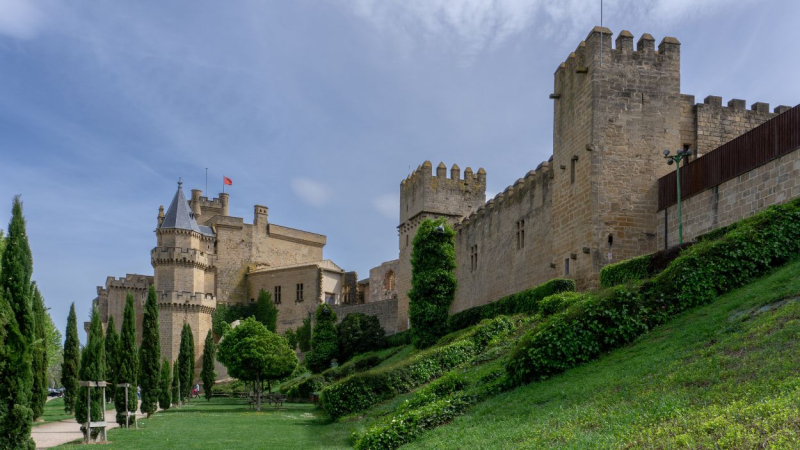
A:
220,193,229,216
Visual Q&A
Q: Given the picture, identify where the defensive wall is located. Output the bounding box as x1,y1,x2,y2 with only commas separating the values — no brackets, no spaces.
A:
332,298,399,335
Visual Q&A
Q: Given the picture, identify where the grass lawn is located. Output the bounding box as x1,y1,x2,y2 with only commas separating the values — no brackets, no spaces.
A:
35,397,115,427
407,258,800,449
53,398,351,449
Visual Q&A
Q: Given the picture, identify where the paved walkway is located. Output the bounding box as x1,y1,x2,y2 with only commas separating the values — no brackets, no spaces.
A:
32,402,146,449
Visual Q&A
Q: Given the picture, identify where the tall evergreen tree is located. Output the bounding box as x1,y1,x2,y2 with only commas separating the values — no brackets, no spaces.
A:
138,286,160,417
409,219,457,349
0,196,35,450
61,303,80,414
178,323,195,402
31,283,48,420
306,304,338,373
104,315,119,403
75,307,105,441
200,330,216,401
114,294,137,426
171,359,180,407
158,358,171,410
254,289,278,332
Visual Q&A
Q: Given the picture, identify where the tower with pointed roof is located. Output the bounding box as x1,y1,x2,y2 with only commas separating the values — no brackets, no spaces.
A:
151,180,216,365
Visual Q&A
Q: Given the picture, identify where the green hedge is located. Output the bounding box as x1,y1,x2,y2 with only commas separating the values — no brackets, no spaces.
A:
386,330,411,348
446,278,575,333
538,291,583,316
507,199,800,386
599,254,652,287
321,316,514,419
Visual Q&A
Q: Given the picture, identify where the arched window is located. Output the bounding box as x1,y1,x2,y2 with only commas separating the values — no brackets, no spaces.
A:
384,270,396,291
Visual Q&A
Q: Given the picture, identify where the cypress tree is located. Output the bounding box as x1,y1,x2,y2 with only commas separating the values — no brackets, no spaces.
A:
254,289,278,332
138,286,160,417
158,358,171,410
200,330,216,401
104,315,119,403
178,324,195,402
0,196,35,450
409,219,457,349
31,283,47,420
75,306,105,441
61,303,80,414
171,359,180,407
114,294,137,426
306,304,338,373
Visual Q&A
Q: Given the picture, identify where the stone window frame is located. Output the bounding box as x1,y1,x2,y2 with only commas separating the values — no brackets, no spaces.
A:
274,285,281,304
470,245,478,271
516,220,525,250
564,258,570,276
296,283,304,302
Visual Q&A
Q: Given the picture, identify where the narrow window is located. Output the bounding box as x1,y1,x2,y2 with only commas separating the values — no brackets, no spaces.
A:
470,245,479,271
296,283,304,302
516,220,525,250
406,234,409,248
570,158,577,184
683,144,692,162
564,258,570,276
274,286,281,304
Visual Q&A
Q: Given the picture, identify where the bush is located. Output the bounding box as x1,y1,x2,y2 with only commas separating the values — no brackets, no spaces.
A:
336,313,386,363
280,374,324,401
507,199,800,386
386,330,411,347
599,254,652,288
306,305,339,373
322,316,513,419
296,316,312,352
446,278,575,332
538,291,583,316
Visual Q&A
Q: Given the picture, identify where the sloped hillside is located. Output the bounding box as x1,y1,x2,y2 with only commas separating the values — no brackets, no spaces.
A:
408,258,800,449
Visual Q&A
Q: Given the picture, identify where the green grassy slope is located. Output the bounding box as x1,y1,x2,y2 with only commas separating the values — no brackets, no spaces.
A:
407,258,800,449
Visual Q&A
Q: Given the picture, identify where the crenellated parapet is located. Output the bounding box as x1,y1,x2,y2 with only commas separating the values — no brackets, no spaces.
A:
157,290,216,312
693,95,787,155
102,274,154,292
400,161,486,227
150,246,215,270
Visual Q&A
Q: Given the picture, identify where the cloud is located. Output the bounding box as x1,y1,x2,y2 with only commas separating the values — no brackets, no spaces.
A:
291,177,332,207
0,0,45,39
372,194,398,220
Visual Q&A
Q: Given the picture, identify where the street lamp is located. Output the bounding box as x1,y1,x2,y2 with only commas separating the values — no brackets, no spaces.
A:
664,147,692,245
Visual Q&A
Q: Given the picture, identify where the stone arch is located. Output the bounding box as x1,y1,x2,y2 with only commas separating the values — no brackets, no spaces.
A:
383,270,396,291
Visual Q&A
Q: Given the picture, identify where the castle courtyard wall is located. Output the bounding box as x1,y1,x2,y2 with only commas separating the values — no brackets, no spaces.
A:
332,298,398,335
248,264,325,334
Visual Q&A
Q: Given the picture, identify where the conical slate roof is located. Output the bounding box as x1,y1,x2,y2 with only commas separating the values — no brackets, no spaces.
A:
160,181,212,235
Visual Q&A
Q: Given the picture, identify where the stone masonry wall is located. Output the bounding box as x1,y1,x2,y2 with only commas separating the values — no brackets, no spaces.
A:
452,165,554,313
333,298,399,335
658,144,800,248
247,264,322,334
368,259,398,303
695,97,779,157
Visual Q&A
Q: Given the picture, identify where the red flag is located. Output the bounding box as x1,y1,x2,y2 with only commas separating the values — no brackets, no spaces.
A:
223,176,232,186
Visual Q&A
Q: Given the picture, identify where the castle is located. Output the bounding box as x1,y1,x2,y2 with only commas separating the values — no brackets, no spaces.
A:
90,27,799,373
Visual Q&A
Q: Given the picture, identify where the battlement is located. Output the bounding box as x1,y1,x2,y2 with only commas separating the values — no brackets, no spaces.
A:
400,161,487,225
190,189,229,221
104,274,154,290
157,290,216,309
150,246,214,269
697,95,791,114
455,160,552,231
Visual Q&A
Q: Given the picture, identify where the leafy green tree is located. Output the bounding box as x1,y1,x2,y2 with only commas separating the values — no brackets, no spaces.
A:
336,313,386,363
0,229,5,259
296,315,312,352
200,330,216,401
61,303,81,414
45,313,63,389
0,196,35,450
254,289,278,332
217,317,297,411
138,286,160,417
158,358,171,410
104,315,119,402
283,329,298,351
409,219,457,349
306,304,338,373
114,294,137,426
178,323,195,402
75,306,105,441
31,284,47,420
171,359,180,407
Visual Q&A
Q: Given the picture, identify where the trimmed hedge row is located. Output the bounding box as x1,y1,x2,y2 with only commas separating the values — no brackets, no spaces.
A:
508,198,800,385
386,330,411,348
599,254,652,287
321,316,514,419
446,278,575,332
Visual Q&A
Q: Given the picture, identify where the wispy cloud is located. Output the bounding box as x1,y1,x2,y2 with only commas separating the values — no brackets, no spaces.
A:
291,177,332,207
0,0,45,39
372,194,398,220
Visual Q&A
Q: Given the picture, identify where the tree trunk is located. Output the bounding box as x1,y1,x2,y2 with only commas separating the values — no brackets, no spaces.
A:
256,375,261,412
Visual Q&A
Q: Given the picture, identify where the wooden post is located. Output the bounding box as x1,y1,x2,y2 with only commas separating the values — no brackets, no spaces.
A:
117,383,137,429
85,384,91,444
101,386,107,442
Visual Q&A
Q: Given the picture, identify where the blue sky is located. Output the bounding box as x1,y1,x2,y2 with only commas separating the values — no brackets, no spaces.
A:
1,0,798,340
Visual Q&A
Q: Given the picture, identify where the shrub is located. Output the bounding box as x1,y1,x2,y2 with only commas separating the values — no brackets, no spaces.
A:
322,316,513,419
386,330,411,347
446,278,575,332
306,305,338,373
409,219,457,349
599,254,652,287
281,374,325,401
296,316,312,352
538,291,583,316
336,313,386,363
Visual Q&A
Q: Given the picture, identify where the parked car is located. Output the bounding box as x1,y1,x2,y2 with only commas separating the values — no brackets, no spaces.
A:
48,388,65,397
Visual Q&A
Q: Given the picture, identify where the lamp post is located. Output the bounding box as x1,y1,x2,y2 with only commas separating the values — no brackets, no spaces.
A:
663,147,692,245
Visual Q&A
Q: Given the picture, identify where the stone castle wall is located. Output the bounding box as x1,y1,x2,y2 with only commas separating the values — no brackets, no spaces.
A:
659,142,800,248
248,264,324,334
332,298,399,335
368,259,398,304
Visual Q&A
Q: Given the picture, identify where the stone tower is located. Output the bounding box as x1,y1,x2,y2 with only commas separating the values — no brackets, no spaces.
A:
395,161,486,331
152,180,216,376
551,27,683,288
